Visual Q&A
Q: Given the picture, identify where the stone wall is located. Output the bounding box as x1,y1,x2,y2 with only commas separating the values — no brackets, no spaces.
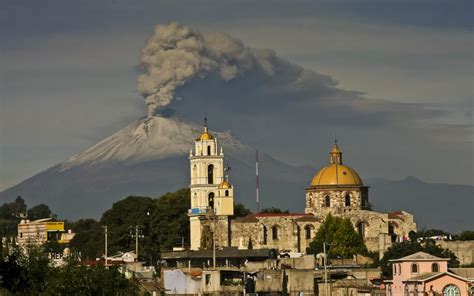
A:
230,215,321,253
436,240,474,266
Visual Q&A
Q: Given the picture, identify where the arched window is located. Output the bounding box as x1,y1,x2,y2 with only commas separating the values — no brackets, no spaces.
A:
345,194,351,207
325,195,331,207
225,190,229,197
305,225,313,239
357,222,365,238
208,192,215,209
272,226,279,240
411,263,418,274
263,226,268,245
443,284,460,296
207,145,211,156
431,263,439,272
207,164,214,184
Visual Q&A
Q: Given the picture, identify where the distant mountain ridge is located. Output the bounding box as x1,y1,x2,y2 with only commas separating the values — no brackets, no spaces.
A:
0,116,472,232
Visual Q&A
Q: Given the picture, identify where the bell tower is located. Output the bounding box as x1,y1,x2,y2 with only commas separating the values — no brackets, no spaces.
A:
188,118,234,250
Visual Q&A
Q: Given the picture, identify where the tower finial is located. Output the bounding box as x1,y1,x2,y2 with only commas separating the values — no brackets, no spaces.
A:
204,113,208,133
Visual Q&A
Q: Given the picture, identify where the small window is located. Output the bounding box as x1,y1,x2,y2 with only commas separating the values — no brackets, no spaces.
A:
325,195,331,207
394,264,397,275
263,226,268,245
411,263,418,273
207,146,211,155
305,225,312,239
345,194,351,207
272,226,279,240
225,190,229,197
431,263,439,272
20,233,23,238
357,222,365,238
205,274,211,285
398,263,401,275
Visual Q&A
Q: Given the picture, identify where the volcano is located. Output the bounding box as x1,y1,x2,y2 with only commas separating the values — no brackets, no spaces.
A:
0,116,314,219
0,116,472,232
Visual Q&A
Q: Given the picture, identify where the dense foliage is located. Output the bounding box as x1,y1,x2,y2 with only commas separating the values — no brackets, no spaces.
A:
260,207,289,214
69,188,191,263
0,245,138,295
233,202,252,217
27,204,52,220
307,214,367,258
379,240,459,277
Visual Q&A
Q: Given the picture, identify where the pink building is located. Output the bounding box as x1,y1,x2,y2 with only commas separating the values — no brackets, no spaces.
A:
386,252,473,296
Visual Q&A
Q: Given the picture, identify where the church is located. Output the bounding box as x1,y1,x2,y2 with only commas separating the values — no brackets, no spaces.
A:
188,122,417,257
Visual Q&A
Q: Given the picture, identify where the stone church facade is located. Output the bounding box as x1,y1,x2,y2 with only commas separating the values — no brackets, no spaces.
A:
188,123,417,256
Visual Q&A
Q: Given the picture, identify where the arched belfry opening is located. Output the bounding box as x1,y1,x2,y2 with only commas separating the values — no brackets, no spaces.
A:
208,192,215,209
207,145,211,156
207,164,214,184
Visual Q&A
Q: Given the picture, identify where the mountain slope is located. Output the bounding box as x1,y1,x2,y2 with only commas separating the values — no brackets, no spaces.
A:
0,116,472,233
0,116,313,219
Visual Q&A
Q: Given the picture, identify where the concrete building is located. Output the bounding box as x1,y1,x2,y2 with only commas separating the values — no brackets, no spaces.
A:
188,123,416,256
17,218,74,246
385,252,473,296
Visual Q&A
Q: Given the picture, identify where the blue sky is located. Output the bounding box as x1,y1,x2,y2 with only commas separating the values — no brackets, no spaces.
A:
1,0,473,189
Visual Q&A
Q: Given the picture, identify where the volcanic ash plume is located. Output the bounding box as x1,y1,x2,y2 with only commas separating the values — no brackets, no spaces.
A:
137,22,277,117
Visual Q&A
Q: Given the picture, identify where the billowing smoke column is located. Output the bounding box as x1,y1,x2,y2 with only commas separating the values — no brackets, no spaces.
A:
138,22,277,117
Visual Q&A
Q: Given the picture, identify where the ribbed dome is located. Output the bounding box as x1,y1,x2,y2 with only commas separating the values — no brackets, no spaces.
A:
310,164,363,186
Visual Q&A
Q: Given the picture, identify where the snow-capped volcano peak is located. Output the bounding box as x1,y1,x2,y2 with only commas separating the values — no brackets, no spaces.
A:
59,116,247,171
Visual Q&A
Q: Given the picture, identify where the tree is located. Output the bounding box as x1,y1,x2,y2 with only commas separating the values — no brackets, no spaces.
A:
260,207,289,214
1,245,138,295
27,204,52,220
457,231,474,241
150,188,191,252
307,214,367,258
234,202,252,217
379,240,459,277
68,219,103,260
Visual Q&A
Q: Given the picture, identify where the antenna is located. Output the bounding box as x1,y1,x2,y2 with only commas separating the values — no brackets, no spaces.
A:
256,149,260,213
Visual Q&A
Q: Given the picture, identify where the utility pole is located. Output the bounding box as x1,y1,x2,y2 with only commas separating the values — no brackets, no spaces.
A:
103,225,108,267
256,149,260,213
135,225,139,261
130,225,143,262
323,242,328,296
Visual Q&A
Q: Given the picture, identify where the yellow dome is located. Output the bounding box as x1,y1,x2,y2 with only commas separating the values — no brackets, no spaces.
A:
310,142,363,186
218,180,232,189
196,132,214,141
310,164,363,186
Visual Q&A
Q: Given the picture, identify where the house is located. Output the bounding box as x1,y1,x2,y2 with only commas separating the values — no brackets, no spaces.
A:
385,252,473,295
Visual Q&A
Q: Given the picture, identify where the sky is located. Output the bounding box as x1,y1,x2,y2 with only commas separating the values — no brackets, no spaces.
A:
1,0,473,190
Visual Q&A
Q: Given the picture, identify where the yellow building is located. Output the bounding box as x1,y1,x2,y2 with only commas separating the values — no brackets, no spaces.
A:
17,218,74,246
